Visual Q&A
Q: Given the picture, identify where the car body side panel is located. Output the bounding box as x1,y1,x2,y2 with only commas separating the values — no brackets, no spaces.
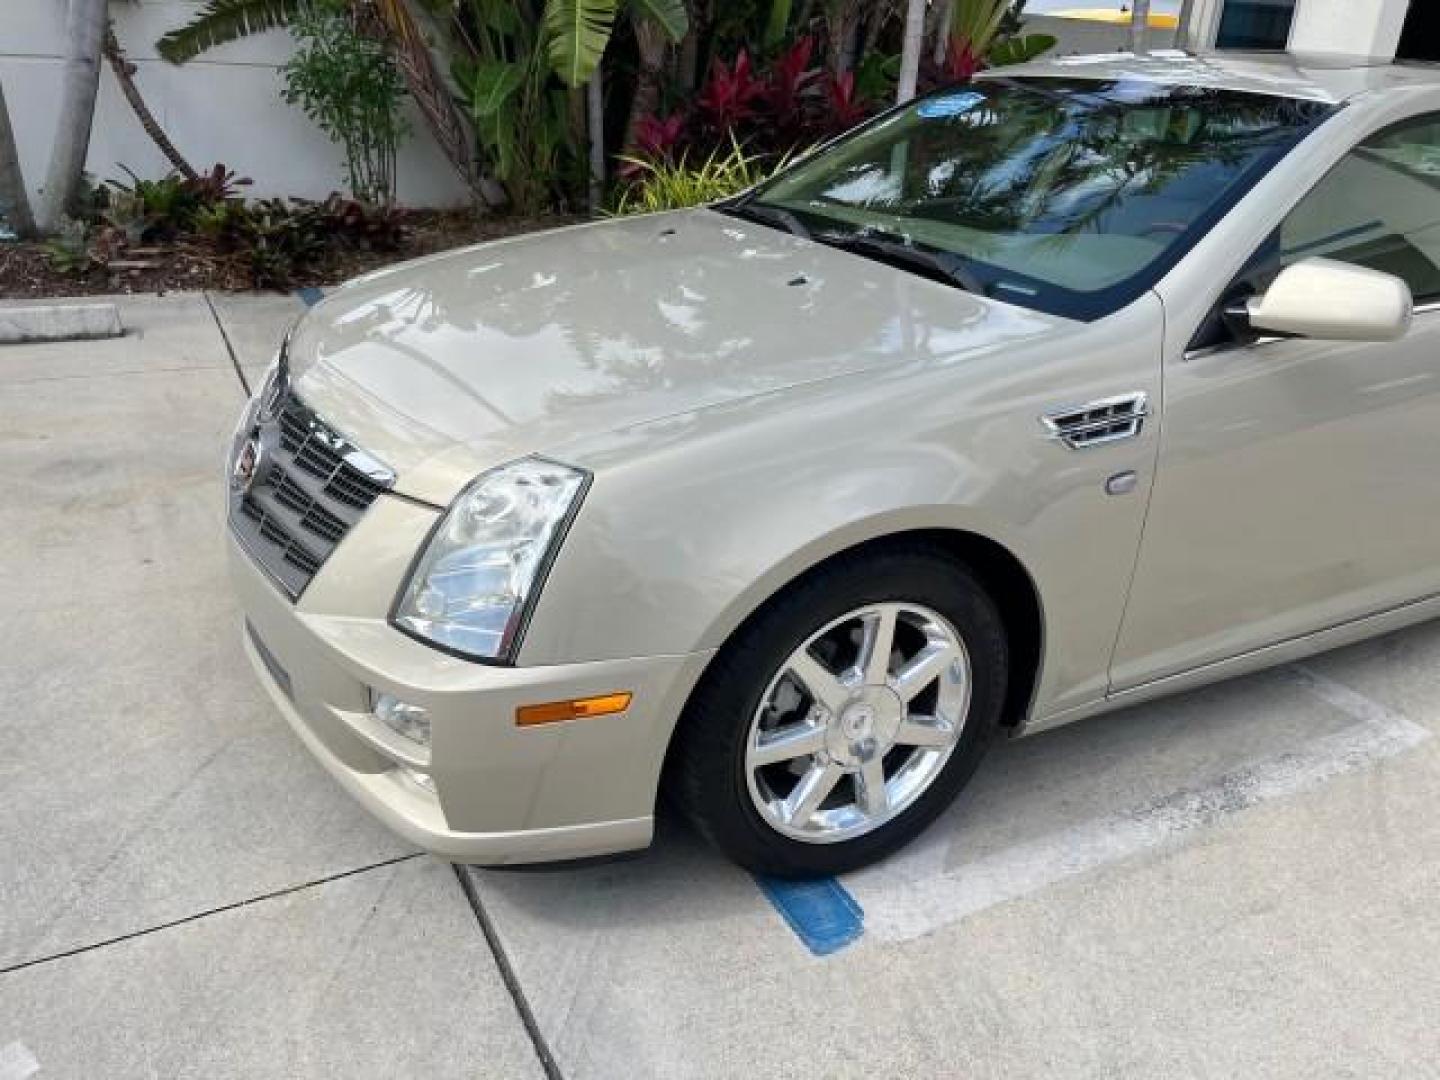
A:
1119,88,1440,691
520,293,1166,724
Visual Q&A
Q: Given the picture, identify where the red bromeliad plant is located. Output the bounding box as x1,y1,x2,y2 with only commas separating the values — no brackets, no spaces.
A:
620,111,688,179
624,36,880,178
761,36,823,140
938,38,987,82
821,71,871,136
632,112,688,163
695,50,767,139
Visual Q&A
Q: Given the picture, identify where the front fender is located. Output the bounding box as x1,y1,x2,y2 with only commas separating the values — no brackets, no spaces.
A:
517,292,1163,724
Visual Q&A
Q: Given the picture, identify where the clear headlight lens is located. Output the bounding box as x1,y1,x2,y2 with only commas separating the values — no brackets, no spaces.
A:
393,458,589,662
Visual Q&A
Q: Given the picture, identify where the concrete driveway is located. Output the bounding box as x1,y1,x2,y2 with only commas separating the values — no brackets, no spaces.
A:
3,293,1438,1078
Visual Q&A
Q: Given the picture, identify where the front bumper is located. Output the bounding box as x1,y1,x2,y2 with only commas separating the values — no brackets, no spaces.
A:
228,495,713,865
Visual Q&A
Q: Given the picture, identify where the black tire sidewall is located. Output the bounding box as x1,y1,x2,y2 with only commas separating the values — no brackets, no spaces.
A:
673,545,1009,878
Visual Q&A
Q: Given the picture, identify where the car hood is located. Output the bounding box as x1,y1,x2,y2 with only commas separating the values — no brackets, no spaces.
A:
287,208,1067,505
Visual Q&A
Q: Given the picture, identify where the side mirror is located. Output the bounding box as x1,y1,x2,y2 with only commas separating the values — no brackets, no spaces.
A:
1248,257,1413,342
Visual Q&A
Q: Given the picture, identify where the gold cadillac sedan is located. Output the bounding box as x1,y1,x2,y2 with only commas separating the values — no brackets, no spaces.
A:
228,52,1440,876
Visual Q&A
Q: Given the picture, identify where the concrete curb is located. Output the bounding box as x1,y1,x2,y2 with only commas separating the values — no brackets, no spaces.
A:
0,303,124,344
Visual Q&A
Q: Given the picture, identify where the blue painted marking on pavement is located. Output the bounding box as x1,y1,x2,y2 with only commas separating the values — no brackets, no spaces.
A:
295,286,325,308
756,875,864,956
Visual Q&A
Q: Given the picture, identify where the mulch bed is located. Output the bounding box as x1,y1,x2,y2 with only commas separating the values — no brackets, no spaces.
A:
0,211,577,300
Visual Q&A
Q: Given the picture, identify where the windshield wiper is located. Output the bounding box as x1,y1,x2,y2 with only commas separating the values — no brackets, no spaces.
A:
814,231,984,295
718,201,811,239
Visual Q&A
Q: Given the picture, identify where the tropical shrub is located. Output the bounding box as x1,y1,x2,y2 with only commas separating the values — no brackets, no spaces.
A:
622,36,883,175
149,0,1054,217
102,162,253,242
453,0,581,214
611,140,781,216
925,0,1057,84
280,0,409,205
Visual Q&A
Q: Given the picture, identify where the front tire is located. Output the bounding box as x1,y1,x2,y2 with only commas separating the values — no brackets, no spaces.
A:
670,544,1008,877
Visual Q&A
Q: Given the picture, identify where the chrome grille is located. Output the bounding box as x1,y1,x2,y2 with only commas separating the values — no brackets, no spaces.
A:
229,388,395,599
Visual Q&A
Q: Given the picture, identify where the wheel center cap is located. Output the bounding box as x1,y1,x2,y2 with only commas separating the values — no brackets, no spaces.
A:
841,704,875,739
828,686,904,765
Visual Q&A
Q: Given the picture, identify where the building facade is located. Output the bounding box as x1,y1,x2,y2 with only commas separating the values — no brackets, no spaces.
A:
1181,0,1437,61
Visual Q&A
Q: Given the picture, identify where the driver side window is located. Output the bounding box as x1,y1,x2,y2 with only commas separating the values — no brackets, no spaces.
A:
1193,113,1440,353
1279,113,1440,303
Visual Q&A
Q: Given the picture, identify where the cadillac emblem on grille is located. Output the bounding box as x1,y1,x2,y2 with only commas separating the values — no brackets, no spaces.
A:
230,434,265,495
228,372,396,600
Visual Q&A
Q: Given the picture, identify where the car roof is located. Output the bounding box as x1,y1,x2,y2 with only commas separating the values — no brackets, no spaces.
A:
980,50,1440,105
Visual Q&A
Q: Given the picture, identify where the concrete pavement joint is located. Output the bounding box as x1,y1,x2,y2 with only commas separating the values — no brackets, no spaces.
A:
203,290,250,396
0,853,423,978
454,867,564,1080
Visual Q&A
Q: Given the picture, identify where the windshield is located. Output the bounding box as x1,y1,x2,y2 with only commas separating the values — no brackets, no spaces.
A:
743,78,1334,320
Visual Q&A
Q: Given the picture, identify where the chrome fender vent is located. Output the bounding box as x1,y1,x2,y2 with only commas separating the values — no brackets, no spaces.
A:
1041,392,1149,450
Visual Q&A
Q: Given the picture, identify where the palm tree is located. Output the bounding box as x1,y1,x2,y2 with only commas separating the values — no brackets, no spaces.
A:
623,1,689,149
41,0,109,231
0,76,37,238
896,0,926,102
104,20,198,180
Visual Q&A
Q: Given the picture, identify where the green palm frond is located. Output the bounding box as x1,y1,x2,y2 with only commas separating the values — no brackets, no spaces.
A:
987,32,1056,67
762,0,792,49
155,0,305,65
630,0,688,42
950,0,1011,58
541,0,618,88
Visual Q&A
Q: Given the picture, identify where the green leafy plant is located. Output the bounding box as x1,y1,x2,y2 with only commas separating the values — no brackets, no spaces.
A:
108,165,200,239
43,215,126,275
611,140,781,215
454,0,579,214
309,193,409,250
281,0,410,204
193,198,253,245
541,0,688,88
987,32,1058,67
101,188,149,244
233,198,328,287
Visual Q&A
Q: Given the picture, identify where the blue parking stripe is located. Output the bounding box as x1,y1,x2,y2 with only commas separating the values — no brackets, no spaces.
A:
756,876,864,956
295,286,325,308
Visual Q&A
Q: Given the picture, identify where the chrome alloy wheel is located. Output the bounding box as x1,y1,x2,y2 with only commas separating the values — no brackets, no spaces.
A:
743,602,972,844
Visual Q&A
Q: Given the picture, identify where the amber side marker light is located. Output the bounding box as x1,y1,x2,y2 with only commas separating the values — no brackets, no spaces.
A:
516,692,633,727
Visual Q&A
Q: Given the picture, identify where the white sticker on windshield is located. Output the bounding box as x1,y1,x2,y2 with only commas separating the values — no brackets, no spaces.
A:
917,92,985,119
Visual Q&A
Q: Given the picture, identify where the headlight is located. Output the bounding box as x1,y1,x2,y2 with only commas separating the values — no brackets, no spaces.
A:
392,458,590,662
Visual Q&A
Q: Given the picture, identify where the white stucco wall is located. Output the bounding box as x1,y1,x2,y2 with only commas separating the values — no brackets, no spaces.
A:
1289,0,1409,57
1,0,471,209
